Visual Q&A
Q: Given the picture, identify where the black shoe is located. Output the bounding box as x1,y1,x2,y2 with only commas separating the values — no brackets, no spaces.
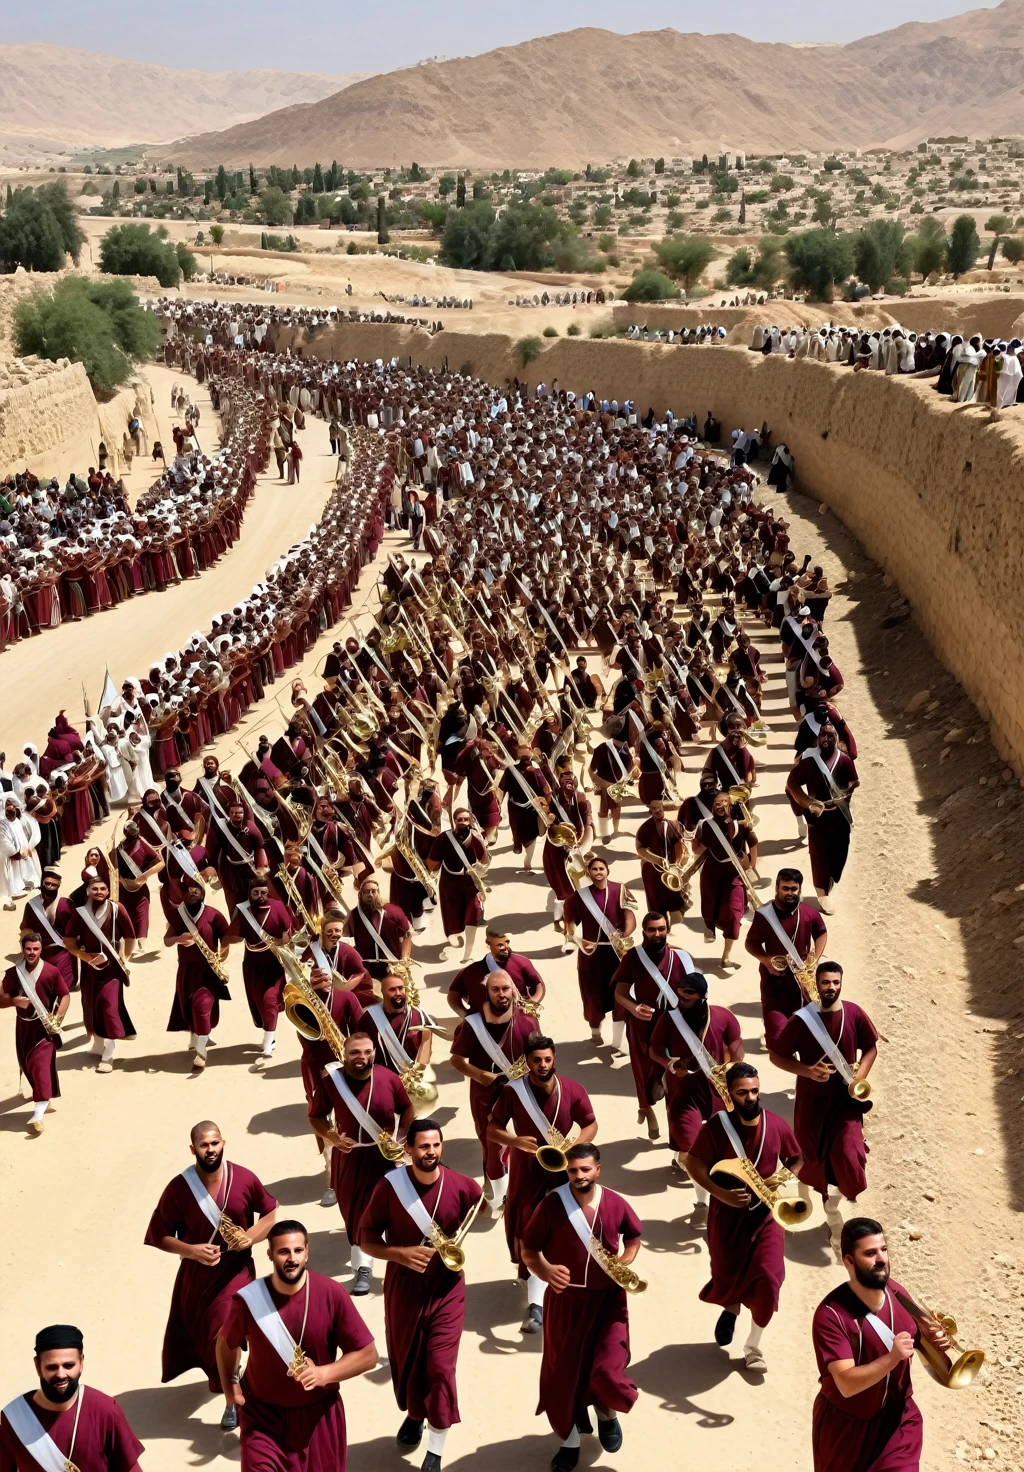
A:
220,1405,238,1430
397,1417,423,1447
421,1454,442,1472
598,1417,623,1452
715,1309,737,1346
576,1411,593,1435
551,1449,579,1472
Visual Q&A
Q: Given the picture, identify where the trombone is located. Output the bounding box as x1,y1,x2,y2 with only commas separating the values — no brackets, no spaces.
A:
893,1289,985,1389
427,1193,485,1273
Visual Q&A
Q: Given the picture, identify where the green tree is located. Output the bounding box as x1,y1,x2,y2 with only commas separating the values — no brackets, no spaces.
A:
439,199,494,268
410,162,422,181
216,164,228,201
456,175,466,208
1001,236,1024,264
111,179,120,202
738,191,746,226
626,159,641,178
488,203,563,271
654,157,665,174
947,214,981,276
653,234,715,289
984,212,1013,270
312,162,324,194
293,192,317,225
593,203,612,227
210,224,225,245
98,222,181,287
377,195,390,245
854,219,911,291
784,228,854,301
910,217,947,278
13,275,161,393
622,269,678,301
516,336,542,366
259,187,293,227
770,173,794,192
0,183,85,272
725,246,753,285
751,237,785,290
438,174,456,197
249,164,258,194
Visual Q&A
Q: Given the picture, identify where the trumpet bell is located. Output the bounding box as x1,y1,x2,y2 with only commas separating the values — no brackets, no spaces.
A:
283,985,323,1042
536,1144,569,1173
848,1078,872,1101
548,822,578,848
728,784,751,804
437,1242,466,1273
662,867,685,893
774,1197,817,1230
946,1349,986,1389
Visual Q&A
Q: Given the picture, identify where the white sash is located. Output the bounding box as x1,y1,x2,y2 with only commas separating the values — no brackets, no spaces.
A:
367,1003,414,1070
180,1163,224,1231
356,904,401,964
715,744,746,790
555,1182,619,1285
15,962,53,1031
138,808,169,850
197,776,231,824
74,904,122,966
2,1392,81,1472
633,945,694,1006
578,883,617,942
236,901,270,946
238,1278,300,1367
26,897,64,949
443,829,479,877
717,1109,753,1161
809,749,854,827
117,844,143,880
212,812,258,866
464,1011,516,1074
667,1009,717,1085
385,1165,439,1239
308,938,337,979
699,812,750,888
755,901,806,972
510,1074,560,1140
324,1062,385,1143
161,790,195,828
169,841,201,880
795,1003,856,1086
602,740,629,782
865,1296,896,1352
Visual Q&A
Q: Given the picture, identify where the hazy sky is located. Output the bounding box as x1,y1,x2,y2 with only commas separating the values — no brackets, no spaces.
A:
4,0,999,73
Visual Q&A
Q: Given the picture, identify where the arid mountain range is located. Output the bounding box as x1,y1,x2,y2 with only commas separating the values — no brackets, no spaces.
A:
163,0,1024,169
0,44,370,154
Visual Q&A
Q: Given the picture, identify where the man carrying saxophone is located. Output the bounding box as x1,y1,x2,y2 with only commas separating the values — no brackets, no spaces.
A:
360,1120,483,1472
521,1144,643,1471
684,1063,804,1373
487,1034,598,1337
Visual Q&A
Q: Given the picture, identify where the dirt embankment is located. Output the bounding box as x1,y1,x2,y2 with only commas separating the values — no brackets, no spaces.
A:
284,321,1024,777
611,295,1024,343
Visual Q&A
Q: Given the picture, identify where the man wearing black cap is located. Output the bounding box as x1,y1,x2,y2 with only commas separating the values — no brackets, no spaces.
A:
0,1324,144,1471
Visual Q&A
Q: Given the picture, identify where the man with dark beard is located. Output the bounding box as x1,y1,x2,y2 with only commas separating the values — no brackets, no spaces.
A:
810,1219,952,1472
145,1121,278,1427
785,723,859,915
310,1032,415,1297
216,1222,376,1470
488,1034,598,1335
684,1063,803,1372
360,1120,483,1472
746,869,828,1051
0,1323,144,1472
612,911,695,1140
521,1145,642,1471
343,875,412,982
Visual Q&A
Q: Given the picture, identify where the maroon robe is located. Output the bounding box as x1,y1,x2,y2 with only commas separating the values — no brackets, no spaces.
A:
791,752,858,892
812,1280,923,1472
361,1166,482,1429
706,741,756,792
114,836,161,940
19,894,77,991
63,901,136,1039
448,951,544,1014
157,841,211,922
0,1387,143,1472
297,988,364,1110
450,1010,537,1177
649,1003,741,1152
298,940,375,1006
210,817,266,915
2,961,68,1102
563,882,630,1027
689,1108,800,1325
489,1074,596,1273
359,1003,429,1075
610,945,694,1107
428,830,486,935
500,762,549,849
541,792,591,902
775,1002,877,1198
521,1186,642,1439
144,1162,278,1390
455,744,502,829
342,902,411,979
749,902,828,1050
229,899,292,1030
695,816,750,939
221,1270,374,1472
314,1065,412,1243
165,902,231,1034
635,815,686,914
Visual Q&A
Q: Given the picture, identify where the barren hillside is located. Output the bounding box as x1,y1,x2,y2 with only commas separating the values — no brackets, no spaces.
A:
164,0,1024,168
0,44,371,150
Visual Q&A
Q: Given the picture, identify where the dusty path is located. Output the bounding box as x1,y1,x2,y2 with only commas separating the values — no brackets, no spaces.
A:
0,360,336,759
0,458,1018,1468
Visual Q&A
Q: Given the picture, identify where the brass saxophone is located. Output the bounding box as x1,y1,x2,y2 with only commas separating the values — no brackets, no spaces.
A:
276,862,321,939
394,817,438,903
588,1238,647,1294
270,937,348,1064
217,1213,253,1251
184,918,231,985
710,1157,821,1232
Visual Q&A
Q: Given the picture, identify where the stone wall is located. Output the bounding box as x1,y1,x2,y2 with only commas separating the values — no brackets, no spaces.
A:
0,361,156,481
283,320,1024,771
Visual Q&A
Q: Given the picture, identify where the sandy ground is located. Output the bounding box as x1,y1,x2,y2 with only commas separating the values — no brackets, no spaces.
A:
0,366,1019,1468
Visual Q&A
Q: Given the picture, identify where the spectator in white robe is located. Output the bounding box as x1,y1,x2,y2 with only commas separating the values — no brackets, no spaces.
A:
996,340,1024,406
5,797,40,894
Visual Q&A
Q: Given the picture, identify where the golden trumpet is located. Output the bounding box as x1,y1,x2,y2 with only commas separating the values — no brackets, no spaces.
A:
428,1192,484,1273
893,1290,985,1389
589,1238,647,1293
710,1157,821,1232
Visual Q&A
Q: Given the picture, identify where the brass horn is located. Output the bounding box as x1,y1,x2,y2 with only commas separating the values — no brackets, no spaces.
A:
894,1290,985,1389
